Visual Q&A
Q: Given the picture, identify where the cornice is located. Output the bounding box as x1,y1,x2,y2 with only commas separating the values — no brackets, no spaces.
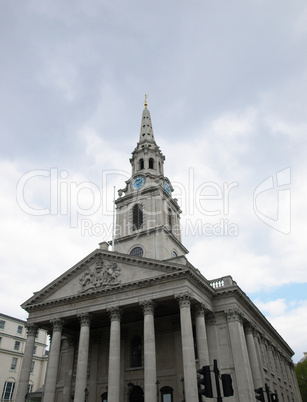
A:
212,285,294,356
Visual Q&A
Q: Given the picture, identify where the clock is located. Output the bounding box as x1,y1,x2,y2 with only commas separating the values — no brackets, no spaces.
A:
131,176,146,190
163,181,171,194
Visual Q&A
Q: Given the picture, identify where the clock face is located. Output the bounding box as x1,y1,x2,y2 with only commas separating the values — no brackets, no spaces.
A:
163,181,171,194
131,176,146,190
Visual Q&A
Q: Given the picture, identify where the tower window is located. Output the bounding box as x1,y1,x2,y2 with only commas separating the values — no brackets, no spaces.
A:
130,336,142,367
133,204,143,230
168,208,173,230
139,159,144,170
130,247,143,257
149,158,154,169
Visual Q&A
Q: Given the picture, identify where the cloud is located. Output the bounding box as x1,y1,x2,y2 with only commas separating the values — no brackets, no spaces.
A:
253,299,307,362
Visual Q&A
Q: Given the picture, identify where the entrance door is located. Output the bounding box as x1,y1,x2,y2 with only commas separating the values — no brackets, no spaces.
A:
129,385,144,402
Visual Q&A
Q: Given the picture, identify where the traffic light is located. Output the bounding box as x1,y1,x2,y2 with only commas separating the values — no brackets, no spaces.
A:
221,374,234,397
254,387,265,402
197,366,213,398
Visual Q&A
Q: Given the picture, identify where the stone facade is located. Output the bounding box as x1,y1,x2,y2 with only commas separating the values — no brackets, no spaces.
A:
16,102,302,402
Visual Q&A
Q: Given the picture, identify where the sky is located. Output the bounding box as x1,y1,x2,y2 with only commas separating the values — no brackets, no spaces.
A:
0,0,306,362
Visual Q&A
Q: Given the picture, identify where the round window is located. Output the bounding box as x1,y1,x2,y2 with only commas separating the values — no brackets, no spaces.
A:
130,247,144,257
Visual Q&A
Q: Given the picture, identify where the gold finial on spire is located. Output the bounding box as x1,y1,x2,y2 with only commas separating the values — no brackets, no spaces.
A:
144,94,148,109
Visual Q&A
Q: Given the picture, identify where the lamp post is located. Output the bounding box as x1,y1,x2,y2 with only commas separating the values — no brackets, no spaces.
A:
84,388,89,402
156,380,160,402
180,377,185,402
128,382,134,400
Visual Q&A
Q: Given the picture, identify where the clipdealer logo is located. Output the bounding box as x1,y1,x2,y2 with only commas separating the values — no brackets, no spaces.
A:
253,167,291,235
15,167,291,236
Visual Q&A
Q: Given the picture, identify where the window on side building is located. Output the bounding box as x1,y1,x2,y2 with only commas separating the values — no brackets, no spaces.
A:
1,382,15,400
14,341,20,351
10,358,18,371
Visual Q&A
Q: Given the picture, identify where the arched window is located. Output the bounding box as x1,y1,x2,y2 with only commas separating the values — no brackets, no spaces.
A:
160,386,173,402
1,381,15,400
133,204,143,230
130,336,142,368
130,247,143,257
159,161,161,174
101,392,108,402
129,385,144,402
149,158,154,169
139,159,144,170
168,208,172,230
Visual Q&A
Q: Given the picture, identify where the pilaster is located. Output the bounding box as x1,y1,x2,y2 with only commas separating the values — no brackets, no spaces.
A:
244,323,262,388
195,303,210,367
225,308,254,401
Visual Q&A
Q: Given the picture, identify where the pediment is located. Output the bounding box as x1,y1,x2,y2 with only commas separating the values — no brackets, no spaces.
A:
22,249,186,309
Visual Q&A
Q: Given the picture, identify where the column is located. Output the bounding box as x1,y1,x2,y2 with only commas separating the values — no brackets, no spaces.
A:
195,304,210,367
289,361,303,402
43,319,64,402
245,323,262,388
15,323,38,402
225,308,254,401
74,313,91,402
176,292,198,402
267,342,277,375
140,300,157,402
253,331,265,386
107,307,121,402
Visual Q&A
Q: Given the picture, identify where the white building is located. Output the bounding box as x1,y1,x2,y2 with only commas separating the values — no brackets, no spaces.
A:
0,313,48,402
15,100,302,402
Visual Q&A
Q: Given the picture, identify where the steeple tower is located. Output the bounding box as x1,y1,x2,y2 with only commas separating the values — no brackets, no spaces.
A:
114,99,188,260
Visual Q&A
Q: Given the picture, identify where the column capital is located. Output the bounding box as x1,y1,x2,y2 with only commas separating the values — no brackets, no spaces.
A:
244,322,256,335
25,323,38,337
206,312,216,325
140,299,155,315
108,306,121,321
77,312,92,327
175,291,193,308
225,307,245,323
195,303,210,316
50,318,65,332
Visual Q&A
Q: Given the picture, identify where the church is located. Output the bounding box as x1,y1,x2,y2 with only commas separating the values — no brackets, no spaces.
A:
16,100,302,402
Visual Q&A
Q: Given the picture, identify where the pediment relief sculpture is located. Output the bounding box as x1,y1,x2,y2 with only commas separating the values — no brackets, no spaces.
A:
79,257,121,292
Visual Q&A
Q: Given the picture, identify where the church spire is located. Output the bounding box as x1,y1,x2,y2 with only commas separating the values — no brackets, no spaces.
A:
139,95,155,144
114,100,188,260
